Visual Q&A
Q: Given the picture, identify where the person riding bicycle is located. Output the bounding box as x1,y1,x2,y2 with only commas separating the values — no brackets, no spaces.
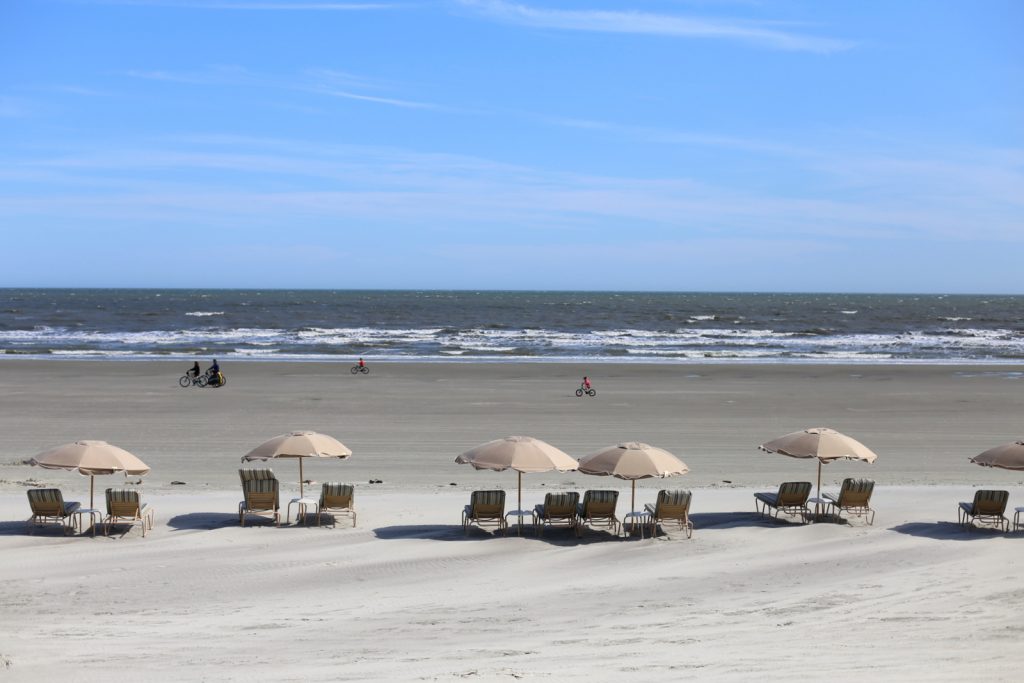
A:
207,359,222,386
187,361,201,379
582,376,592,391
358,357,365,369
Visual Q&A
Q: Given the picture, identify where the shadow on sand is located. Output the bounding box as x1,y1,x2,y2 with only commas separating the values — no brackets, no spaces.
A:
689,511,811,530
372,524,624,545
167,512,242,531
889,521,1018,541
0,520,102,537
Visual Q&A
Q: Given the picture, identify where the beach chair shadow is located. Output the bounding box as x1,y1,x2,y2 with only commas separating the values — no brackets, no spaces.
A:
688,511,803,530
889,521,1010,541
167,512,241,531
373,524,476,541
0,520,61,536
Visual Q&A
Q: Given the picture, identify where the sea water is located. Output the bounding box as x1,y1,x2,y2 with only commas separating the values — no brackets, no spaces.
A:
1,289,1021,363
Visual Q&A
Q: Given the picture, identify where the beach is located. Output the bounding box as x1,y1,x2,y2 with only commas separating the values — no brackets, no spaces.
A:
1,360,1023,681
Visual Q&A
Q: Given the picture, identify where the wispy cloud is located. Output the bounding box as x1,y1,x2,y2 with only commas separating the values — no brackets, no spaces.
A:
456,0,854,53
547,116,813,157
124,65,441,110
3,135,1020,247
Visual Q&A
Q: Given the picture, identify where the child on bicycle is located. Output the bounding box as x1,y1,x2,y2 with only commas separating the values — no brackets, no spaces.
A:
582,376,591,391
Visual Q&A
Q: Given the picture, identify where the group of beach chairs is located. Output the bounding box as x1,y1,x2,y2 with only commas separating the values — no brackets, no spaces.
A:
23,471,1021,537
752,478,1019,532
26,487,155,537
463,489,694,538
237,468,357,527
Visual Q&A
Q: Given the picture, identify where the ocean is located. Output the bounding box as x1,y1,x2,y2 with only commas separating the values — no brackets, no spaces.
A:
0,289,1022,363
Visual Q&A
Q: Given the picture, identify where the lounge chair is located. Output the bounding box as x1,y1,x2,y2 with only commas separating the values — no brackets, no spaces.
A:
958,490,1009,532
533,492,580,537
239,468,280,527
315,482,356,528
645,489,693,539
754,481,812,523
823,478,876,525
26,488,81,535
462,490,507,535
577,490,620,536
103,488,155,538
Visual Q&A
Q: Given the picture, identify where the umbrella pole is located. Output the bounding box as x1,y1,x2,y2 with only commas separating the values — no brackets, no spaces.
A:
90,475,94,510
631,480,636,514
299,458,304,498
517,471,523,536
815,460,822,520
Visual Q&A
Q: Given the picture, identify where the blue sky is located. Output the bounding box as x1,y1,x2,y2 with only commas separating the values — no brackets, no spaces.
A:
1,0,1021,292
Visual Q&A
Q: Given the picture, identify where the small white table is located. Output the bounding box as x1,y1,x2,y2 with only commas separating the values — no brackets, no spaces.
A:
504,509,533,536
622,511,651,538
1014,506,1024,532
808,497,829,522
75,508,102,537
287,497,318,525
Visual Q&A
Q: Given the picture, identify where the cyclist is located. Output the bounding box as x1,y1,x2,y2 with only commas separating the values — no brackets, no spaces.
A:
358,357,366,369
207,359,222,386
187,360,201,380
582,376,592,391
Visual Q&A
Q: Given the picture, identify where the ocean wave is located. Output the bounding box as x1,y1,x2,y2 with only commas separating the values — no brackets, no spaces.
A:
185,311,225,317
2,323,1023,363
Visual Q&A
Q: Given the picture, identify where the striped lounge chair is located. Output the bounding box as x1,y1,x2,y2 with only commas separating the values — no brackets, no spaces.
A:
533,492,580,537
824,478,876,525
315,482,356,528
754,481,812,524
577,490,620,537
239,468,280,527
958,490,1009,532
104,488,155,538
26,488,81,535
645,489,694,539
462,490,507,535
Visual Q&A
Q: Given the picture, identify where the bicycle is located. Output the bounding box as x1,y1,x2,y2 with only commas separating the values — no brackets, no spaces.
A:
350,365,369,375
205,370,227,388
179,373,207,388
576,385,596,397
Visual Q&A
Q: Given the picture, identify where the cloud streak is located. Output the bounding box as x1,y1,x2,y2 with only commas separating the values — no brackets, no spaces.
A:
124,65,441,110
457,0,854,53
3,135,1020,246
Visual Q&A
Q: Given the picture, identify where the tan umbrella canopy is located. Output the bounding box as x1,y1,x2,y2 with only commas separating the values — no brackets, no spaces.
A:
759,427,878,502
969,441,1024,470
455,435,578,519
29,440,150,509
241,431,352,497
578,442,689,513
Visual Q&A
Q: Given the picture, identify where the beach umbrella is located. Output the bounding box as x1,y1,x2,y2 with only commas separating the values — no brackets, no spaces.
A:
241,431,352,497
29,440,150,509
455,435,578,531
969,440,1024,471
758,427,878,503
578,442,689,514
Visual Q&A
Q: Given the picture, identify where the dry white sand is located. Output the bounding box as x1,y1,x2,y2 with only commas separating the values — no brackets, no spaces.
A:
1,361,1022,681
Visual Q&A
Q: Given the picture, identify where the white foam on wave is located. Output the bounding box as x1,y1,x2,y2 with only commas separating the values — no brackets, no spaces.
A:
185,311,225,317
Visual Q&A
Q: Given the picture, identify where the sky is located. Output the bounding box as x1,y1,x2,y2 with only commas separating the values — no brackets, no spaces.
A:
1,0,1022,293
